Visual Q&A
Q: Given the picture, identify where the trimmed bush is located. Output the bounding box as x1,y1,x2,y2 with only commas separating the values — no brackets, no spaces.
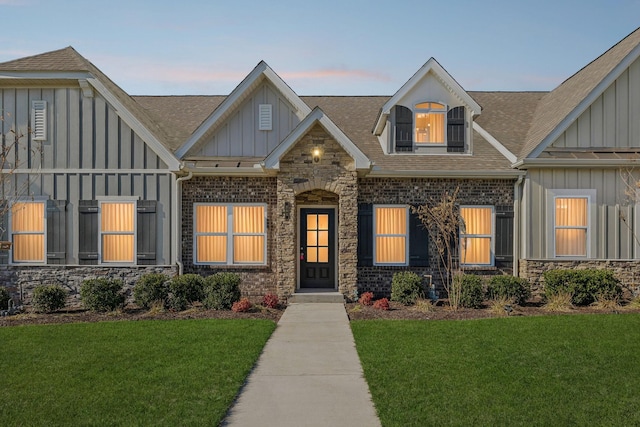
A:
391,271,423,305
80,278,126,312
458,274,484,309
486,275,531,306
32,285,66,313
0,286,10,310
202,272,241,310
373,298,390,310
358,291,374,306
232,298,252,313
543,269,622,306
167,274,204,311
133,273,169,309
262,293,279,309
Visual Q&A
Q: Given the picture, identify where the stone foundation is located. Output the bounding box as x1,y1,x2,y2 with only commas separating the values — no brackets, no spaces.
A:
519,259,640,296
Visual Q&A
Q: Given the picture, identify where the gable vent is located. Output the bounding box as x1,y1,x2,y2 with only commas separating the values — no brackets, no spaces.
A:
31,100,47,141
258,104,272,131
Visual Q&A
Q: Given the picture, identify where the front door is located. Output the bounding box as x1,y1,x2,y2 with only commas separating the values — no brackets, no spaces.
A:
299,208,335,288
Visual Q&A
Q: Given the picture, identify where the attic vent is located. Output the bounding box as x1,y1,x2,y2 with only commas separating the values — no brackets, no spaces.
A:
31,100,47,141
258,104,272,131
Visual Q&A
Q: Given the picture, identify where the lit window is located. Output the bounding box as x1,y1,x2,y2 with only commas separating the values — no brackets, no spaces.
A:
415,102,445,144
374,206,408,265
555,197,587,256
194,204,266,265
11,201,45,263
460,206,494,266
100,202,135,263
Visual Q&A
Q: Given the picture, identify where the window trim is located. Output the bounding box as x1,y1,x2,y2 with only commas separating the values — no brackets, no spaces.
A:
414,101,447,145
547,189,596,259
99,200,137,265
373,204,409,266
193,203,267,266
459,205,495,267
10,198,47,264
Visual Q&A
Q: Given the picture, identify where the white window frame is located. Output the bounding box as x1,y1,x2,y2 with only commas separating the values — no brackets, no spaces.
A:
193,203,267,266
10,199,47,264
373,204,409,266
459,205,495,267
414,101,447,145
98,200,137,265
547,189,596,259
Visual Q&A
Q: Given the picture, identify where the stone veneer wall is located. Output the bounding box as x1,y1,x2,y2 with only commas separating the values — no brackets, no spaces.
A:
181,176,278,298
357,177,515,297
277,124,358,300
0,265,177,308
519,259,640,296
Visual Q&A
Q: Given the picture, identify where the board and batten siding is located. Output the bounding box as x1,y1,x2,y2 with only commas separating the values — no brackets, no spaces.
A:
0,86,174,265
522,168,640,260
194,81,301,157
548,57,640,149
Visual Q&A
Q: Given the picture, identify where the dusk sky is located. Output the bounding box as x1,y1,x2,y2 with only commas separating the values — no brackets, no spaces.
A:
1,0,639,96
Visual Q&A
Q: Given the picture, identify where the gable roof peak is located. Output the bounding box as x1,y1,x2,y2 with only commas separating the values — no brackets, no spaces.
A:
0,46,90,72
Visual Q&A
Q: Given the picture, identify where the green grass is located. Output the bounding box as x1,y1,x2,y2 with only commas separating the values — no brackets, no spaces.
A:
352,314,640,426
0,319,275,426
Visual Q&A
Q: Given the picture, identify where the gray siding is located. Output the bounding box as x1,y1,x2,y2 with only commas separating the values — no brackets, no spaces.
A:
195,81,301,157
0,86,173,265
523,168,638,260
549,57,640,149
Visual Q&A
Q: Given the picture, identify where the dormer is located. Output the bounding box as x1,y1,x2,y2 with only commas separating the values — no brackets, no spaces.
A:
374,58,481,155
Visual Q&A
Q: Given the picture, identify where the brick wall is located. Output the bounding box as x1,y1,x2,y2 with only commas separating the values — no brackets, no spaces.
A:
357,177,515,298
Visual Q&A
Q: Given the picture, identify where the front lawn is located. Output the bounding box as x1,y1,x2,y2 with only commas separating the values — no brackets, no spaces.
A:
352,314,640,426
0,319,275,426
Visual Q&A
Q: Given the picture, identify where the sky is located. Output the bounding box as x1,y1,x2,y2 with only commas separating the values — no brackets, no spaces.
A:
0,0,639,96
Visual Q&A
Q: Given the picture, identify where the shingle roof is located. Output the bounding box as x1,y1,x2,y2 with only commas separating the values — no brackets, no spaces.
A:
520,27,640,160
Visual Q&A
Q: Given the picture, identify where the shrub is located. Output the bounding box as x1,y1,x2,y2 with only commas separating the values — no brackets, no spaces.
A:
543,269,622,306
80,278,126,312
488,296,514,317
133,273,169,309
457,274,484,309
358,291,374,306
167,274,204,311
0,286,10,310
543,291,573,312
202,272,241,310
232,298,252,313
262,293,279,309
486,275,531,306
413,298,435,313
32,285,66,313
373,298,390,310
391,271,423,305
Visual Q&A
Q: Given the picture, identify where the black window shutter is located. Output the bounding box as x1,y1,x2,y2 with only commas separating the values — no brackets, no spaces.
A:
0,201,8,264
409,209,429,266
137,200,157,265
395,105,413,152
357,203,373,267
78,200,99,265
447,106,465,153
46,200,67,264
495,206,514,268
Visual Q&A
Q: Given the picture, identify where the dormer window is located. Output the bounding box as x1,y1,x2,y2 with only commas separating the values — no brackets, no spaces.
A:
415,102,446,144
393,104,466,153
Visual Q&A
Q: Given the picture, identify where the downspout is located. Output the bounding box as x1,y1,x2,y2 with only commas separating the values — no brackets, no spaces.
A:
175,170,193,275
513,174,524,277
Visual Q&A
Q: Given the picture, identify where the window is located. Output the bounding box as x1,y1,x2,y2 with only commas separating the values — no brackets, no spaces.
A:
374,205,408,265
11,201,45,263
460,206,494,266
554,197,588,257
194,204,266,265
100,202,135,263
415,102,446,144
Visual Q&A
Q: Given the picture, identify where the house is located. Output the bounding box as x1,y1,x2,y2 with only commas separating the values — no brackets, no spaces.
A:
1,27,639,303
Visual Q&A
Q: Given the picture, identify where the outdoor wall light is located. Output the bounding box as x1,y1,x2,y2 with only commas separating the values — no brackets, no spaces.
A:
312,147,321,163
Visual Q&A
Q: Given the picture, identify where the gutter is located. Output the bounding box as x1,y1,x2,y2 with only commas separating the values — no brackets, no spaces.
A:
514,159,640,168
366,169,526,179
513,174,524,277
174,169,193,275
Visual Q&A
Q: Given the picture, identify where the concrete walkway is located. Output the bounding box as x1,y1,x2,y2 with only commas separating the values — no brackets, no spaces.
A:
222,303,381,427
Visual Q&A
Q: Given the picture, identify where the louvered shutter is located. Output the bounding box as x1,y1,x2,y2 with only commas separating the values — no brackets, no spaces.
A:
78,200,99,264
447,106,465,152
495,206,514,268
395,105,413,152
137,200,157,265
46,200,67,264
0,201,8,264
357,203,373,266
409,209,429,266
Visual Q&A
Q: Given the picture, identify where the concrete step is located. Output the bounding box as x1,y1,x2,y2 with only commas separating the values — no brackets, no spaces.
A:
288,291,345,303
